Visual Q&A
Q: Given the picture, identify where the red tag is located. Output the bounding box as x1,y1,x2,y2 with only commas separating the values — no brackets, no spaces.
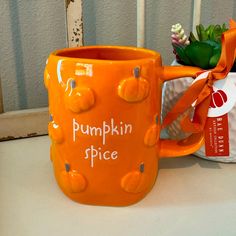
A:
204,114,229,156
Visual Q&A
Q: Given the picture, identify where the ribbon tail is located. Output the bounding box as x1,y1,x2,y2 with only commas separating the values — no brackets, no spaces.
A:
162,78,208,129
180,95,212,133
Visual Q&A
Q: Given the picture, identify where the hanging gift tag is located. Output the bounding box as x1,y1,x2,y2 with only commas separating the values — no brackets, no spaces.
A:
193,71,236,157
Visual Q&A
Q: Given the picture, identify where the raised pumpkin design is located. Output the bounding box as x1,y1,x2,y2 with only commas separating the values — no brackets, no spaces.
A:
48,120,64,144
44,68,50,89
121,163,147,194
60,168,87,193
144,124,159,147
50,144,55,162
210,89,227,108
64,79,95,113
118,67,149,102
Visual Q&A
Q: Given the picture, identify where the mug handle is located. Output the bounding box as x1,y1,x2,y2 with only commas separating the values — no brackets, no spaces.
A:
159,65,204,158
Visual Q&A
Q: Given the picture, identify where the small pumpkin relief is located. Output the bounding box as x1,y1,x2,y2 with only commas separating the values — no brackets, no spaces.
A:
121,163,147,194
144,124,159,147
48,121,64,144
118,67,150,102
60,169,87,193
44,68,50,89
64,79,95,113
50,144,55,162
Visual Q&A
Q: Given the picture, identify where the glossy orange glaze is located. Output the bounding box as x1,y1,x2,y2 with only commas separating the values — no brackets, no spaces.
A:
45,46,203,206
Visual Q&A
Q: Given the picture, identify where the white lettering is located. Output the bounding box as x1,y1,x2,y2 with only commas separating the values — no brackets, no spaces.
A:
98,147,102,160
125,124,132,134
111,151,118,160
72,118,134,167
120,121,124,135
81,125,89,135
111,118,119,135
103,151,110,160
102,121,111,145
84,147,90,160
84,145,119,167
72,118,133,144
90,145,98,168
73,118,79,142
90,126,102,136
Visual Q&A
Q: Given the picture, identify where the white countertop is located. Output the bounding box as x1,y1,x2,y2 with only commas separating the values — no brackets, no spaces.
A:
1,136,236,236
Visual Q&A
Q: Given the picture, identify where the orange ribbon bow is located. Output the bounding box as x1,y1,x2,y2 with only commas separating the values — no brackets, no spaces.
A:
162,19,236,133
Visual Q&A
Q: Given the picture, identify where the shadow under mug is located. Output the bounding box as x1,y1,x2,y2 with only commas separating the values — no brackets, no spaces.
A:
44,46,203,206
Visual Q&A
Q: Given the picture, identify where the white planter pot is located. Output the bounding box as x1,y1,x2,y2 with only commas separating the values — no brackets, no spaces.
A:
161,60,236,162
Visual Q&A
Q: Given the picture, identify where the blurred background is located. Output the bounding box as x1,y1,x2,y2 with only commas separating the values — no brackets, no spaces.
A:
1,0,236,112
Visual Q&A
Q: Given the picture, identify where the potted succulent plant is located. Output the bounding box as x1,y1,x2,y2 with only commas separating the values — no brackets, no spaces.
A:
162,22,236,162
172,23,231,69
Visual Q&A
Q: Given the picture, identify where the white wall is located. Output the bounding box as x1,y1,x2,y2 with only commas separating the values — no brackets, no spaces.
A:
1,0,236,111
0,0,67,111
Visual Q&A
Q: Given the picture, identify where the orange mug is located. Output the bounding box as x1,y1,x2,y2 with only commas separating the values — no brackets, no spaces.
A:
44,46,203,206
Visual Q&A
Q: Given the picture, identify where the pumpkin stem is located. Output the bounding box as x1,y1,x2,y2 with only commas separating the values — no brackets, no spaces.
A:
139,163,145,173
133,67,140,78
70,79,76,89
49,114,53,121
65,163,71,172
155,115,159,124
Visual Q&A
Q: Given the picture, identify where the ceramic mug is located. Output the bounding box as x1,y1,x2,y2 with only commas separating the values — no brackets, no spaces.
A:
44,46,203,206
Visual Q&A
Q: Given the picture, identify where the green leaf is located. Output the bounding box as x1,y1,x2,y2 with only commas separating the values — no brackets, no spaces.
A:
185,42,213,69
222,23,228,32
209,51,221,68
212,25,223,42
189,32,197,42
199,24,208,41
203,40,221,52
206,25,214,39
196,25,201,40
173,45,192,65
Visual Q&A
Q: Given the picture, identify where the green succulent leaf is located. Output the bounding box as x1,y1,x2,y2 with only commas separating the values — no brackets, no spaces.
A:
196,25,201,40
212,25,223,42
209,51,221,68
199,24,208,41
185,41,213,69
222,23,228,32
190,23,228,43
189,32,197,42
172,23,229,69
206,25,214,39
203,40,221,52
173,45,192,65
